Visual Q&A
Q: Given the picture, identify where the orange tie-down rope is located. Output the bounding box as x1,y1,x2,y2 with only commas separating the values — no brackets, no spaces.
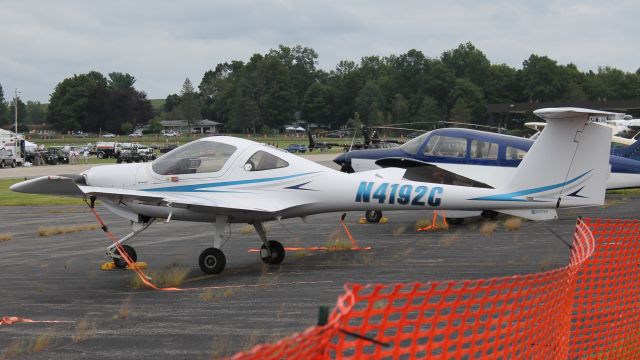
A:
416,210,448,231
0,316,74,326
248,217,372,254
87,204,333,291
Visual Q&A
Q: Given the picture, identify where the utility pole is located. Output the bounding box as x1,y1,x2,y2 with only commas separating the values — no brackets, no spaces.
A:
14,88,19,134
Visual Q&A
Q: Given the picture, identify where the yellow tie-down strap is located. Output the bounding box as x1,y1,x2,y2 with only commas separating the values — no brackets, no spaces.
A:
101,262,149,271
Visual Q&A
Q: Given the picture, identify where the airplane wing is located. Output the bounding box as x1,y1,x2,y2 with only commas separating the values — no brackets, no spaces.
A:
10,176,302,214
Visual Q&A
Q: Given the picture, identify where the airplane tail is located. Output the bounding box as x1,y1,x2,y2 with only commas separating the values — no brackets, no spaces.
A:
476,108,613,208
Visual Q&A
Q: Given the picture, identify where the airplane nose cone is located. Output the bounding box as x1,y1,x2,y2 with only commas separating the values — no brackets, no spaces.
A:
333,153,347,166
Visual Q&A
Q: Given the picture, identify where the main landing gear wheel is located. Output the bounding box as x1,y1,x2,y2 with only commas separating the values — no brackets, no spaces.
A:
113,245,137,269
199,248,226,274
365,210,383,223
260,240,285,265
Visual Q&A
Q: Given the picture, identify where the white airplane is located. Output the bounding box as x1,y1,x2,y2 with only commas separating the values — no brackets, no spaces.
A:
525,121,635,146
11,108,611,275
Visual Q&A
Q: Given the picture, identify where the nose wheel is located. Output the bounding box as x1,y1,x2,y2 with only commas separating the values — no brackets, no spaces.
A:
199,248,227,274
113,245,137,269
260,240,285,265
365,210,383,223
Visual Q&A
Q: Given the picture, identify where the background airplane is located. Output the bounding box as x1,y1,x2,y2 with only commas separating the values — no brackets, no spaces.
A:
11,108,611,276
335,113,640,223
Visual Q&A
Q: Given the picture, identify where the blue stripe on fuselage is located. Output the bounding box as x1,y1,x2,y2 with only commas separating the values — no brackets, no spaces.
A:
470,170,591,202
143,172,319,192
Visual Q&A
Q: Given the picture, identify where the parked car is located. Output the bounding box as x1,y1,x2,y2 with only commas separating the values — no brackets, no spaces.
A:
102,133,116,138
160,144,179,153
129,131,143,137
163,131,179,137
75,132,89,138
286,144,308,153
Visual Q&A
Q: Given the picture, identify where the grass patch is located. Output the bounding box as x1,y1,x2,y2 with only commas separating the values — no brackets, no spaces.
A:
0,233,13,242
73,317,97,342
439,232,462,247
415,217,449,231
38,223,100,237
0,178,86,206
479,221,498,236
503,217,523,231
239,224,254,235
200,288,235,303
1,332,56,359
113,297,132,320
607,188,640,196
129,264,190,289
391,225,406,237
323,229,353,250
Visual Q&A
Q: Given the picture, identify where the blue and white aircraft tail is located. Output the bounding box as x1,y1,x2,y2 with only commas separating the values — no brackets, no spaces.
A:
483,108,611,220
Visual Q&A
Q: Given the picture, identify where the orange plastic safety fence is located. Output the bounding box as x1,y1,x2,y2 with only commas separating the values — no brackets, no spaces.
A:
232,217,640,359
569,218,640,359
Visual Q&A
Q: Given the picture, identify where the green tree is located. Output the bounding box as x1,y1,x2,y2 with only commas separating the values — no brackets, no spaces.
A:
121,122,133,134
177,78,202,136
302,82,332,126
521,54,569,102
0,83,8,125
391,94,410,123
450,78,487,123
415,96,441,127
164,94,181,113
484,64,519,103
269,45,319,109
355,81,385,125
108,72,136,90
449,98,472,123
47,72,107,132
24,101,47,124
148,117,164,134
253,55,295,129
441,42,491,90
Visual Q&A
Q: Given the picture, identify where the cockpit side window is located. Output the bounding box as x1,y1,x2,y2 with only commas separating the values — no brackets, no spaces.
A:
245,151,288,171
424,135,467,158
470,140,499,159
505,146,527,160
152,141,236,175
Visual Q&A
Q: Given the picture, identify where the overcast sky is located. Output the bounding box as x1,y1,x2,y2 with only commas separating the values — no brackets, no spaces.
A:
1,0,639,103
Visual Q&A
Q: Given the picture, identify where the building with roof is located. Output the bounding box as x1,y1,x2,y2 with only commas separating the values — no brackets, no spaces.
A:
160,119,223,134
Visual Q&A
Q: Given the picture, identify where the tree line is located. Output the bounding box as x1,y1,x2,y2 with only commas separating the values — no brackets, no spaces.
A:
1,42,639,134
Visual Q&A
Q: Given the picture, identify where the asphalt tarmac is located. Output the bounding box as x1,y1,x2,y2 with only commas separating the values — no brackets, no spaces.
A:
1,195,635,359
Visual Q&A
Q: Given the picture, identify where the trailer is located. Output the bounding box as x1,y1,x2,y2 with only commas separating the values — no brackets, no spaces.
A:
0,130,26,167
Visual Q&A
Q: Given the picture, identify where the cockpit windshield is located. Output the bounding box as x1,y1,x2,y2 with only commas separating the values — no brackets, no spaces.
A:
400,132,429,154
152,141,237,175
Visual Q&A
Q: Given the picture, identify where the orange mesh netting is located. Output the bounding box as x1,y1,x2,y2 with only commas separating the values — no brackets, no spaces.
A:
231,218,640,359
569,219,640,358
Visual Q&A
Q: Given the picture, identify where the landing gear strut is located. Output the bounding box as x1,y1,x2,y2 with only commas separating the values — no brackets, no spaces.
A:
107,218,156,268
198,215,229,274
254,222,285,265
